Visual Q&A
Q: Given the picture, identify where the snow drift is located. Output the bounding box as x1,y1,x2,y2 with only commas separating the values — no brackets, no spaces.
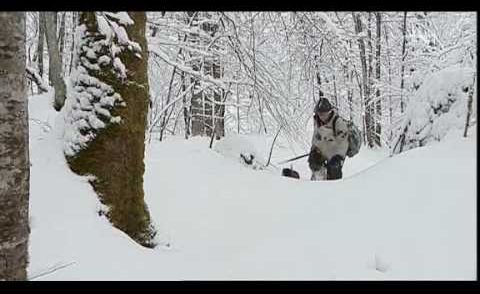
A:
28,92,476,280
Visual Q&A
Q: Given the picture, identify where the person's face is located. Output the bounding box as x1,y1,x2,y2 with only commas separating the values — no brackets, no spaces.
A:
318,110,331,122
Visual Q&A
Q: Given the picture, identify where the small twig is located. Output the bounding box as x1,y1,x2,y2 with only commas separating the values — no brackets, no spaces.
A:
28,261,76,281
276,153,309,166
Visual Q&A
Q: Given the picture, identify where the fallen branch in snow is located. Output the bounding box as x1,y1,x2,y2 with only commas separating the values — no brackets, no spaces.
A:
28,261,76,281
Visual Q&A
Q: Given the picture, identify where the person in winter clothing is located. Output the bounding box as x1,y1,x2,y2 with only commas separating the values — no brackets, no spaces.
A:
308,97,349,180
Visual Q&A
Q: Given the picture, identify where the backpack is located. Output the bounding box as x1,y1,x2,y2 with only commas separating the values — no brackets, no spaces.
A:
332,115,363,158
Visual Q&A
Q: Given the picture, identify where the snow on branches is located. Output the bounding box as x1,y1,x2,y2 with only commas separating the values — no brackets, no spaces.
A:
63,12,138,157
392,66,475,154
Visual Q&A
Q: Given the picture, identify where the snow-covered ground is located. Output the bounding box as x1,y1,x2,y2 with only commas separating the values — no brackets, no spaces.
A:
27,93,476,280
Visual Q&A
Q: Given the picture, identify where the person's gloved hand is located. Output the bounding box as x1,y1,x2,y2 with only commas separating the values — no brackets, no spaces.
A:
308,147,326,171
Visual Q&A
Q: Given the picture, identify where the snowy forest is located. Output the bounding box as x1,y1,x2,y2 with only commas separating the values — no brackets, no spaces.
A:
0,11,477,280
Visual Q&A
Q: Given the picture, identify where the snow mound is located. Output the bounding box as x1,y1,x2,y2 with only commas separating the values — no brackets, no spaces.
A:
393,66,475,154
214,134,270,168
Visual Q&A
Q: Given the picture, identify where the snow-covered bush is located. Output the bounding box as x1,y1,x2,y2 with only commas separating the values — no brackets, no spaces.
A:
214,134,268,169
392,66,476,154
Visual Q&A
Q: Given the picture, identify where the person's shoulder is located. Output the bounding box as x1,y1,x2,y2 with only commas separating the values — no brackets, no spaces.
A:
335,113,349,128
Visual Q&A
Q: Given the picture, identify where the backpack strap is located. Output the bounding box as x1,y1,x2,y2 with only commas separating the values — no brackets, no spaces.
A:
332,115,339,137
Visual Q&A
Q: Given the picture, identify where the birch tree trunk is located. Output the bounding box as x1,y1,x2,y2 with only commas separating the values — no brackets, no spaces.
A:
0,12,30,281
44,11,66,111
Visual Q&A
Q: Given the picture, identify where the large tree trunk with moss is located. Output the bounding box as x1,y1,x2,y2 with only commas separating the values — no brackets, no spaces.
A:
65,12,156,248
0,12,30,280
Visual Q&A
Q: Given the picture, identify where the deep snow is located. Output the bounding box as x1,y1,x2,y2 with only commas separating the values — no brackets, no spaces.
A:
27,92,476,280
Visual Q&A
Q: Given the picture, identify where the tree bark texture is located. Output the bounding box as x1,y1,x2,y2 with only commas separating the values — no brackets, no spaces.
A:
353,12,374,147
37,12,45,78
67,12,156,248
374,12,382,146
0,12,30,281
44,12,66,111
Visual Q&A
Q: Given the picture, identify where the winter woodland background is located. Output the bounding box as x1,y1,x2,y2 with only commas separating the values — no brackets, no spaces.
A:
24,11,477,152
0,11,476,280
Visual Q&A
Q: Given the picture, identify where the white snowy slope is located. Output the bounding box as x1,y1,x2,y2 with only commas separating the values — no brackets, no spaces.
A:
27,92,476,280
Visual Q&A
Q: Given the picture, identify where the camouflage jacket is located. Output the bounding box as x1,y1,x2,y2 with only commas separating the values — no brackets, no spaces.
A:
311,110,349,160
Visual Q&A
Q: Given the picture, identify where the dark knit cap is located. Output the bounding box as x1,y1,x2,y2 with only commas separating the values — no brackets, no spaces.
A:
314,98,333,114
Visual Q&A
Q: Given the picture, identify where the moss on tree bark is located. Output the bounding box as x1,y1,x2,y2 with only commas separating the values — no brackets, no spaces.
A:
67,12,156,247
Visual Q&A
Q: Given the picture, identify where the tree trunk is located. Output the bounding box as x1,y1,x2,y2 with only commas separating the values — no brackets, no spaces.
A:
159,68,176,141
367,12,376,147
66,12,156,248
189,12,225,138
463,75,476,137
187,12,205,137
212,59,225,139
346,40,353,122
374,12,382,146
37,12,45,78
348,69,354,121
237,83,240,134
0,12,30,281
44,12,66,111
181,72,190,139
332,69,338,108
399,11,408,114
353,12,374,147
190,76,204,136
58,12,66,73
384,21,394,140
315,40,324,99
367,13,373,88
250,13,266,134
69,12,78,75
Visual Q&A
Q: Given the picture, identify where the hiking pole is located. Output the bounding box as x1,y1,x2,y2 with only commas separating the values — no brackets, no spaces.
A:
276,153,309,165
